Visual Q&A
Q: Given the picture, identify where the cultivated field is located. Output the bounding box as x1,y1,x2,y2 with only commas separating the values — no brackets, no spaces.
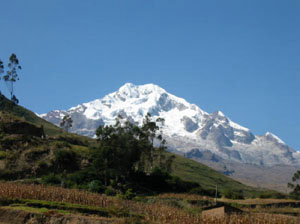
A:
0,182,300,223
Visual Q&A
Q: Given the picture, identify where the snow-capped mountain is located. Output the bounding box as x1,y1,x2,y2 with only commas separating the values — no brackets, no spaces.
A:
40,83,298,167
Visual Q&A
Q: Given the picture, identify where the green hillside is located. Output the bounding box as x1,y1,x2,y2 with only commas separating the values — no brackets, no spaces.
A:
0,93,61,136
171,153,274,197
0,94,92,145
0,94,275,197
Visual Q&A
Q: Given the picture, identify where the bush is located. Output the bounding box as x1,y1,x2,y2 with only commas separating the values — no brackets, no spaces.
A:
223,189,244,199
36,161,49,176
66,169,97,187
104,186,116,196
274,192,286,199
0,170,25,180
117,188,136,200
41,173,61,185
88,180,104,193
259,193,273,199
167,176,199,193
52,149,79,173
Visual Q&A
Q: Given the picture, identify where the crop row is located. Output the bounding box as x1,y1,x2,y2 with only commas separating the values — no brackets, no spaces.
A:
0,182,114,207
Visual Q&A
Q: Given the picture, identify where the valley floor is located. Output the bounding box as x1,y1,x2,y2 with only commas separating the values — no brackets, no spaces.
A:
0,182,300,224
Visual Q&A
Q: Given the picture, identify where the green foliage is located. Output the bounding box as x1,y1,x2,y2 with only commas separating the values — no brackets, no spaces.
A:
0,94,61,136
65,169,97,188
87,180,104,193
52,149,79,173
41,173,61,185
92,114,169,187
0,59,4,75
0,198,143,219
36,161,49,176
117,188,136,200
124,188,136,200
0,151,7,160
25,148,49,161
189,186,218,197
170,152,272,198
0,59,4,88
11,199,111,217
3,53,22,101
104,186,117,196
258,192,287,199
288,170,300,199
60,114,73,132
223,189,244,199
0,170,25,180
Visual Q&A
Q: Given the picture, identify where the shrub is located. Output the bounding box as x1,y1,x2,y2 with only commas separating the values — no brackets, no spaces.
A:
259,193,273,199
167,176,199,193
223,189,244,199
36,160,49,176
104,186,117,196
88,180,104,193
118,188,136,200
274,192,286,199
52,149,79,173
41,173,61,185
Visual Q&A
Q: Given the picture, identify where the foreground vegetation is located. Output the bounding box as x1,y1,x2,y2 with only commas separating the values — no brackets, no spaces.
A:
0,182,299,224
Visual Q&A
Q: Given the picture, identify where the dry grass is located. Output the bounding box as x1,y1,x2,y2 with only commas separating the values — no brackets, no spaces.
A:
201,213,300,224
156,193,213,201
221,198,300,205
0,182,114,208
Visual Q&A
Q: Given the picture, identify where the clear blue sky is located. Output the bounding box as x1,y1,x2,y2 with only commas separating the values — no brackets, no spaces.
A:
0,0,299,149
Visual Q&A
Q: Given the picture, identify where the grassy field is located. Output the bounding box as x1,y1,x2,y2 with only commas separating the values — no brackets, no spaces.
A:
170,152,276,197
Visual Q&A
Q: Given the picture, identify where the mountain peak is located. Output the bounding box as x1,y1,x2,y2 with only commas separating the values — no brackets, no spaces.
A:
40,83,297,166
265,132,285,145
216,111,225,116
212,110,226,117
119,82,136,90
117,83,166,99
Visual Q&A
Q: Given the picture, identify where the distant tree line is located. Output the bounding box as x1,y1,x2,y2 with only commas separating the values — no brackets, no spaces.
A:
0,53,22,104
288,170,300,199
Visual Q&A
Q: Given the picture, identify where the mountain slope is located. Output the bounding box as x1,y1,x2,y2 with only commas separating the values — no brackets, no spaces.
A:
0,93,272,196
170,152,275,197
40,83,298,167
0,93,61,136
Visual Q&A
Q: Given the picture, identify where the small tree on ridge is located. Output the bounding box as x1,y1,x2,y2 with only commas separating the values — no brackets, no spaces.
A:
3,53,22,101
60,114,73,132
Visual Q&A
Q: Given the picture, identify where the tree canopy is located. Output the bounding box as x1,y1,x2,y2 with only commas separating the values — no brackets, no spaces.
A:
288,170,300,199
60,115,73,132
0,54,22,103
92,113,172,186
